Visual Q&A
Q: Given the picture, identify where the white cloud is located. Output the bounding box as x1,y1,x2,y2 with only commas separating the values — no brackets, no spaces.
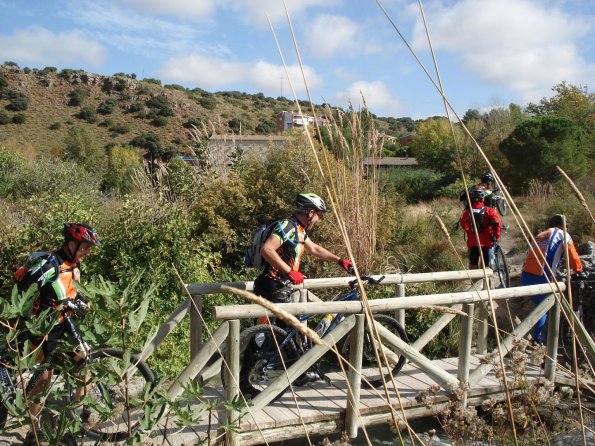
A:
410,0,594,101
120,0,217,20
157,54,321,95
62,1,224,58
305,14,359,59
335,81,401,116
0,26,105,67
226,0,340,26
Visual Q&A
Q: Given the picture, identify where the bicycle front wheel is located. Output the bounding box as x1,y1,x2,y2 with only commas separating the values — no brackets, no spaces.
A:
0,362,15,429
492,245,510,288
223,324,299,401
68,348,155,442
341,314,408,389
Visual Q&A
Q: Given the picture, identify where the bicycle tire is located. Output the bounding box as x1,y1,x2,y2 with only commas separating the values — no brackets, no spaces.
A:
496,195,508,216
223,324,299,401
0,363,13,429
341,314,408,389
492,245,510,288
67,348,155,442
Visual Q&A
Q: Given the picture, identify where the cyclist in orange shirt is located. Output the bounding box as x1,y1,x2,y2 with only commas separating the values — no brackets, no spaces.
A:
521,215,583,345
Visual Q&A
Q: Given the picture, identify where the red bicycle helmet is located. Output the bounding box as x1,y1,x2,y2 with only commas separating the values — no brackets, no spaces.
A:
63,223,101,246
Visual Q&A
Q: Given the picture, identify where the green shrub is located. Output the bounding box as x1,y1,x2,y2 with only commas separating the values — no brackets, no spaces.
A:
109,122,130,135
164,84,185,91
11,112,26,124
198,95,216,110
40,66,57,75
142,78,161,86
98,118,113,127
77,106,97,123
2,89,28,111
380,168,446,202
255,120,274,134
0,146,100,200
0,74,7,89
97,98,118,114
183,116,203,129
0,110,10,125
146,95,174,116
151,116,168,127
48,121,61,130
93,195,218,376
68,88,86,106
126,102,144,113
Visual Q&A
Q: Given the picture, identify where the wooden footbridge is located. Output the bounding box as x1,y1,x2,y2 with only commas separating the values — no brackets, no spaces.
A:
135,268,591,445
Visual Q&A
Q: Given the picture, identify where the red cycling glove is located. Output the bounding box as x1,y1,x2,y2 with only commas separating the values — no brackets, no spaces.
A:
288,270,304,285
338,258,354,274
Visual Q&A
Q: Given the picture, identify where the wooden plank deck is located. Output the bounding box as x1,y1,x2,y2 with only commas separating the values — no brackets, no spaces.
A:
165,355,569,446
0,355,572,446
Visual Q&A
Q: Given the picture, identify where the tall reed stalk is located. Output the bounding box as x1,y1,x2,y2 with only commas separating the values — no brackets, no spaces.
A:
321,103,381,272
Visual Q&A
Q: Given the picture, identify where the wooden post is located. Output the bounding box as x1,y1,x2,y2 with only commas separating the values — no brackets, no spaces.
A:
544,293,560,381
224,319,240,446
345,314,365,438
477,279,489,354
300,289,308,330
458,303,474,406
190,294,203,361
395,284,405,329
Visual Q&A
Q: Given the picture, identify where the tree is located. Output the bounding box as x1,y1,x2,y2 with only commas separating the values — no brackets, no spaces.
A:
462,109,481,124
63,126,104,171
129,133,173,164
255,120,275,134
102,145,141,195
409,118,473,175
526,82,594,129
500,115,591,191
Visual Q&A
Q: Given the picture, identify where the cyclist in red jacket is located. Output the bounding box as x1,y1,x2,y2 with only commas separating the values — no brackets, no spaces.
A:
459,188,502,269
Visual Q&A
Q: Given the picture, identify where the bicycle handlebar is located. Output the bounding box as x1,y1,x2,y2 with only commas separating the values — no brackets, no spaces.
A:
60,299,89,314
348,274,385,289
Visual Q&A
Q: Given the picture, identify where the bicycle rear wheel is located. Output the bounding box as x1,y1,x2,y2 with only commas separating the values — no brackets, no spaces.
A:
68,348,155,442
492,245,510,289
223,324,299,400
341,314,408,389
496,196,508,216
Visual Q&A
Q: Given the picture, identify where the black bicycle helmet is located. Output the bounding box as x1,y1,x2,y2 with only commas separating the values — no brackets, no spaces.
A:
548,214,566,228
63,223,101,247
471,187,486,201
481,172,495,184
295,193,327,212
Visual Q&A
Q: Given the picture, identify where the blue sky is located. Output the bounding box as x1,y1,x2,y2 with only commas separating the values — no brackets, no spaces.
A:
0,0,593,119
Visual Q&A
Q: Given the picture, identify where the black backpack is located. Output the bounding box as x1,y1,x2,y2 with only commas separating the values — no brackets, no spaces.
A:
244,220,298,269
470,207,487,234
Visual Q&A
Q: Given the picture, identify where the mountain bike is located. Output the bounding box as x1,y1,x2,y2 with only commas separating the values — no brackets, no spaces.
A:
490,182,508,216
558,273,595,367
222,274,408,400
0,299,156,441
490,242,510,288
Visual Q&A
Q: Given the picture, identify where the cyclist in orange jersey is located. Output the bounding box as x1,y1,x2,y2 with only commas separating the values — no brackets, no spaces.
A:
521,215,583,345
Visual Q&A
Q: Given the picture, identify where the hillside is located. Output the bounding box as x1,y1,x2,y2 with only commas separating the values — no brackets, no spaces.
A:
0,64,414,154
